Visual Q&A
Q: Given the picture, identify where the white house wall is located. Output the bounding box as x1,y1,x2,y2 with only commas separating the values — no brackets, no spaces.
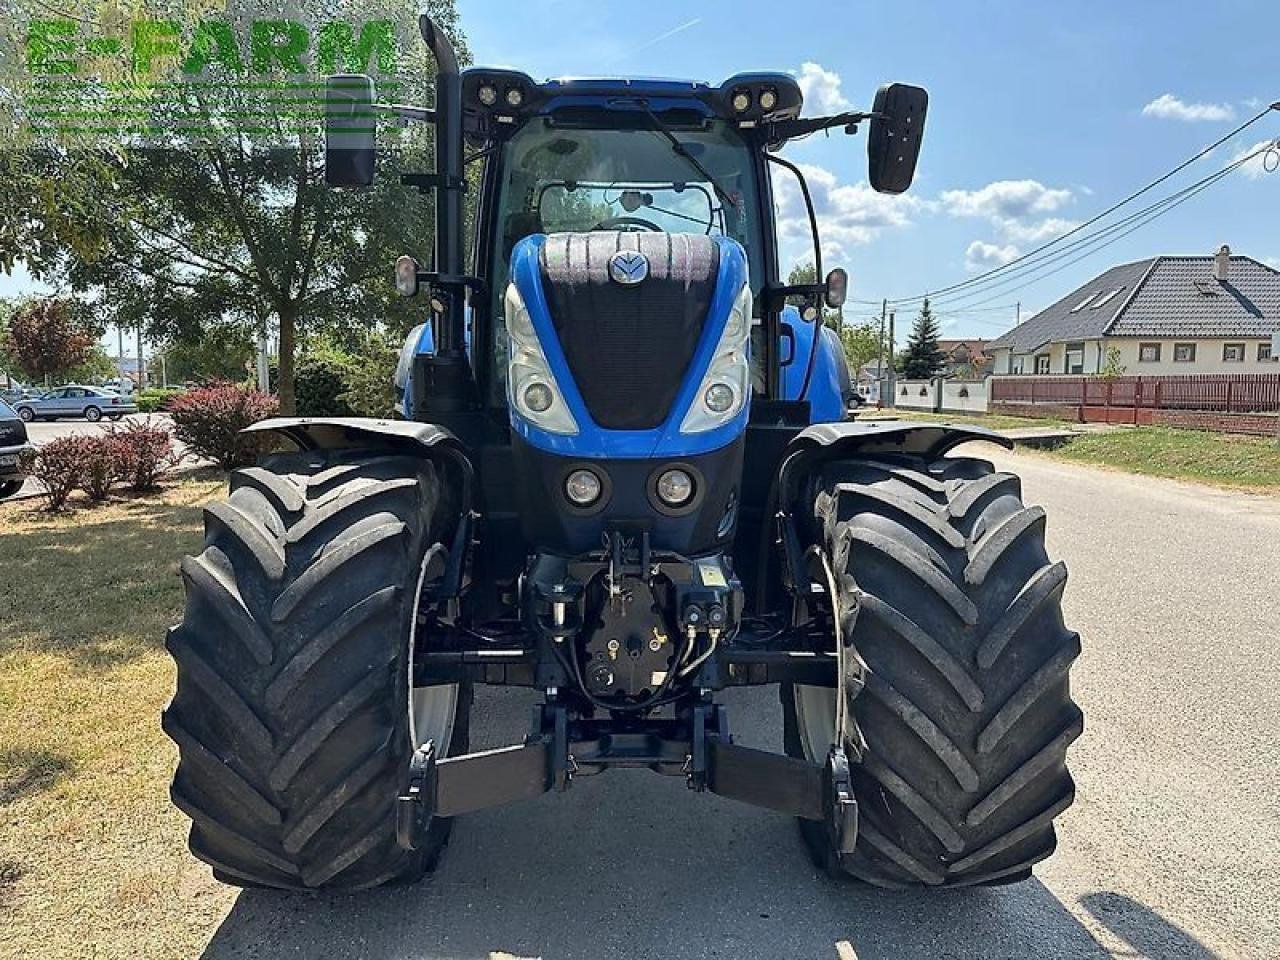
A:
1105,338,1274,375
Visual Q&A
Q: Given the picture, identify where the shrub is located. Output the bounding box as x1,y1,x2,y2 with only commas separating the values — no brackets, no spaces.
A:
339,333,400,418
79,435,129,501
295,354,354,417
168,381,278,470
135,388,182,413
111,419,179,490
20,437,95,511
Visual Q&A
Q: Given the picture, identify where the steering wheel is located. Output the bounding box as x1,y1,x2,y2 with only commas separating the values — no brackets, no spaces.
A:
592,216,663,233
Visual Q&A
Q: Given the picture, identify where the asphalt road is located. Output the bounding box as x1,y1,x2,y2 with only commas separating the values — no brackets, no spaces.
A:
194,446,1279,958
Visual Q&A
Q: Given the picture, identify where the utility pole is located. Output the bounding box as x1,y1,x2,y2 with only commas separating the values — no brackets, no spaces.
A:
887,310,896,408
876,299,886,408
1016,301,1021,325
136,325,146,390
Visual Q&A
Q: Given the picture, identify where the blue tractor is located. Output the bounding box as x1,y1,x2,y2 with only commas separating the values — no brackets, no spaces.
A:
165,15,1081,892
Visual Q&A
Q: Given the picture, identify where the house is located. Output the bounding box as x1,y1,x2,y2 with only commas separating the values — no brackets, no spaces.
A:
936,339,991,378
988,246,1280,375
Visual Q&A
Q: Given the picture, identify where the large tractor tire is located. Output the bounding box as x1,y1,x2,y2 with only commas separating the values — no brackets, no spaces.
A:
782,452,1081,888
163,450,470,891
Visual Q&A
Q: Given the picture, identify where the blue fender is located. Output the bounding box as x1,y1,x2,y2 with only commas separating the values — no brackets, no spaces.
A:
779,306,847,424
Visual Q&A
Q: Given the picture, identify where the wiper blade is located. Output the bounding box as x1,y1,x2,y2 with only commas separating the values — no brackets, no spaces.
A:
635,100,741,210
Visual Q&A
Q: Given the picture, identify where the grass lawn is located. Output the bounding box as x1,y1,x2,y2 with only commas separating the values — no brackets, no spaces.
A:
1047,425,1280,490
0,478,235,960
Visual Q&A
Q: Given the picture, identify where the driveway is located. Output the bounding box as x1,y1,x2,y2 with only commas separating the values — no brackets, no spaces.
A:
191,446,1280,958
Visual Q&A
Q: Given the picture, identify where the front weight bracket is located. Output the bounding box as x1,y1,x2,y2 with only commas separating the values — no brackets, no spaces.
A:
826,745,858,855
396,740,438,851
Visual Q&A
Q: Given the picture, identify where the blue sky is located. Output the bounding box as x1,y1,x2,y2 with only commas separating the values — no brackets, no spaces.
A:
461,0,1279,337
3,0,1277,344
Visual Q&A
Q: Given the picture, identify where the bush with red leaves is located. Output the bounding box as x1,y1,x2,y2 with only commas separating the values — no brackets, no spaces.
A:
111,419,180,490
20,437,95,511
167,381,279,470
79,435,131,501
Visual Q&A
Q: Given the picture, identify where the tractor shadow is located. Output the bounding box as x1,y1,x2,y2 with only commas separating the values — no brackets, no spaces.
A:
192,687,1201,960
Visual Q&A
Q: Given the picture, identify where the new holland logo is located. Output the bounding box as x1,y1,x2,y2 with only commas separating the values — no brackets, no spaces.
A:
608,250,649,285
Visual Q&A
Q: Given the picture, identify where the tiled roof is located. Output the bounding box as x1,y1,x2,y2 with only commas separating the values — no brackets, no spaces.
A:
989,254,1280,351
1107,257,1280,337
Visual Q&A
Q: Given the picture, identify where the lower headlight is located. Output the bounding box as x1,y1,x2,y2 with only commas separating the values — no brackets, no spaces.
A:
565,469,603,506
523,381,553,413
704,382,735,413
656,469,694,507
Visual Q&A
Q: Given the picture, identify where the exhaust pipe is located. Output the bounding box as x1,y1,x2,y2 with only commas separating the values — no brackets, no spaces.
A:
419,14,465,359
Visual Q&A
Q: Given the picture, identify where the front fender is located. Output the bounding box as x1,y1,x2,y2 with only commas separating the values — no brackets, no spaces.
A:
243,416,462,457
785,419,1012,461
242,416,476,509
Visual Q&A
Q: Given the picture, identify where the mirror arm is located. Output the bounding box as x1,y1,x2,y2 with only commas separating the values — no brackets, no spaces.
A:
376,103,437,124
766,111,879,145
764,282,825,309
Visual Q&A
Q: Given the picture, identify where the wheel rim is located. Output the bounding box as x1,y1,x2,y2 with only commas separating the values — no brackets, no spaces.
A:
407,544,457,754
86,408,100,421
793,683,837,763
18,409,31,421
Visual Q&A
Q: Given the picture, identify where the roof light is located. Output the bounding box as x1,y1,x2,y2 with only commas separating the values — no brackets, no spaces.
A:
477,83,497,106
731,90,751,113
505,86,524,108
758,88,778,111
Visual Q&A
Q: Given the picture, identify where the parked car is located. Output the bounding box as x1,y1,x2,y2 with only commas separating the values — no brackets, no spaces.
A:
1,387,39,405
12,385,139,422
0,399,35,498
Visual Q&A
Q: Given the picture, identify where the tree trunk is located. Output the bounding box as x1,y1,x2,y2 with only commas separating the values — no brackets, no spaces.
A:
277,307,296,415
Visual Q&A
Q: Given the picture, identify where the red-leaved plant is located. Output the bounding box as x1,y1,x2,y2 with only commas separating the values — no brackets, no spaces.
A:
110,419,179,490
20,436,95,511
167,381,279,470
79,435,130,501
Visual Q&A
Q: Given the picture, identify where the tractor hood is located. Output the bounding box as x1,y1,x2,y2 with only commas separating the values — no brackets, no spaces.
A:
505,232,751,460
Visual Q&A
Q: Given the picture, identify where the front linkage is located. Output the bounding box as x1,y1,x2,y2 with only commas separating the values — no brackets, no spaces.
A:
388,424,1006,856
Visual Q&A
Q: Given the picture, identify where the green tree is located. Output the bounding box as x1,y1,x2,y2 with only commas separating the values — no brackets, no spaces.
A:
155,325,257,385
899,298,946,379
1099,346,1126,380
7,0,467,414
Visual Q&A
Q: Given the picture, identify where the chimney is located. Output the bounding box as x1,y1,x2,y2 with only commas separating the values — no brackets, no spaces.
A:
1214,244,1231,282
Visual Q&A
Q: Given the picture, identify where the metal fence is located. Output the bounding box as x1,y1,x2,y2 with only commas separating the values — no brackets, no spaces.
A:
990,374,1280,413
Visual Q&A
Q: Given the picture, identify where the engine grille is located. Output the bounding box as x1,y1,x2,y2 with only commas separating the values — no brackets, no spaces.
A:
539,232,720,431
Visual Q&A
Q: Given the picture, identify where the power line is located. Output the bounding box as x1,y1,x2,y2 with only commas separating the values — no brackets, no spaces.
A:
923,140,1275,312
922,146,1267,315
885,103,1279,307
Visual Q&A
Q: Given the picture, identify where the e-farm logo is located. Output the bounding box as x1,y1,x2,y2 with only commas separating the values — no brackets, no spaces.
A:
21,17,405,139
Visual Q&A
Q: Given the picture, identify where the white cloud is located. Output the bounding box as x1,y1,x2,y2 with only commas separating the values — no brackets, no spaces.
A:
773,162,923,264
940,179,1078,261
1001,216,1078,244
1141,93,1235,123
794,62,851,115
1228,138,1279,180
940,179,1073,221
965,241,1020,272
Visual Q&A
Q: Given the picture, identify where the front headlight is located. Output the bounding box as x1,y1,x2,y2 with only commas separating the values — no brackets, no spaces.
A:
505,284,579,435
681,283,752,434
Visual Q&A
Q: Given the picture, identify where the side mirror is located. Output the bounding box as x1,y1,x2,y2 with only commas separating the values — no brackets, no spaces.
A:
824,268,848,309
868,83,928,195
325,74,377,187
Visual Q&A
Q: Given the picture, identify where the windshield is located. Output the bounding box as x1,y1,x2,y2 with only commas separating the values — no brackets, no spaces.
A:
486,116,765,403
